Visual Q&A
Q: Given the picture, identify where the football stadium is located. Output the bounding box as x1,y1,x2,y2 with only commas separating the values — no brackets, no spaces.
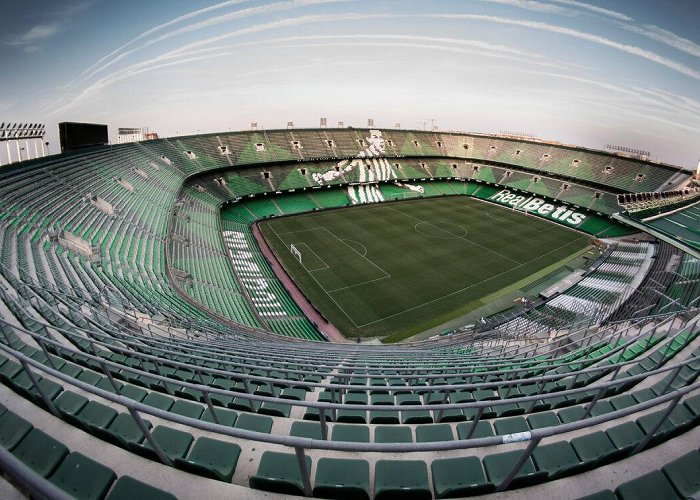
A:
1,1,700,499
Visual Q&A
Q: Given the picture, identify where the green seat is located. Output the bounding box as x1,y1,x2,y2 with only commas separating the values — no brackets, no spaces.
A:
331,424,369,442
0,359,22,384
75,401,118,432
374,460,431,500
0,410,33,449
609,394,637,410
174,436,241,482
526,412,560,430
290,421,323,440
95,413,151,449
54,391,88,419
532,441,584,478
106,476,177,500
558,405,586,423
570,431,624,468
336,409,367,423
402,409,433,424
280,388,306,401
119,384,147,402
49,452,116,500
456,421,494,439
313,458,370,500
12,429,68,477
201,407,237,427
235,413,272,433
431,456,494,498
170,400,204,419
259,401,291,418
415,424,453,442
375,426,413,443
685,394,700,426
483,450,547,489
249,451,311,496
11,372,63,405
606,422,645,455
494,416,529,435
615,470,681,500
129,426,193,463
142,392,174,411
662,450,700,498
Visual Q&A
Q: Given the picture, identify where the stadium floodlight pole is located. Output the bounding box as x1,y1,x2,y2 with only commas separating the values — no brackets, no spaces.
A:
5,141,11,164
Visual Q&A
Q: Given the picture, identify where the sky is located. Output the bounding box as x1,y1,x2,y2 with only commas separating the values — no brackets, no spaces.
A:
1,0,699,169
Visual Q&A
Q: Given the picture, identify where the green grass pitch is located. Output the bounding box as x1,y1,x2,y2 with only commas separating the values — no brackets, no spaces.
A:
259,197,592,340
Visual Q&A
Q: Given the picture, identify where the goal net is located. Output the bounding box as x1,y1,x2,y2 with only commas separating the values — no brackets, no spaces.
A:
290,243,302,264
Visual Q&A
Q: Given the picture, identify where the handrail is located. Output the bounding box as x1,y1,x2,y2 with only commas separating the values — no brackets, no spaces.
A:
1,316,698,416
2,341,698,495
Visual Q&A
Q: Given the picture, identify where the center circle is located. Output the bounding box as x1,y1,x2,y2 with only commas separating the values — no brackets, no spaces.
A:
414,221,467,240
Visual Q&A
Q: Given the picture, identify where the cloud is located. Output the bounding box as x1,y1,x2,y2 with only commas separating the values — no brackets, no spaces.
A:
4,0,95,52
5,23,60,52
430,14,700,81
547,0,632,21
76,0,347,84
624,24,700,59
476,0,570,15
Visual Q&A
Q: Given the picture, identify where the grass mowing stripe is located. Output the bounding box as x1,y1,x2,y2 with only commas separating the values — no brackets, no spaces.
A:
260,196,591,340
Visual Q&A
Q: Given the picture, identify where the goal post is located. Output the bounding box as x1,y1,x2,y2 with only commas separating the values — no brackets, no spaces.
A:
290,243,302,264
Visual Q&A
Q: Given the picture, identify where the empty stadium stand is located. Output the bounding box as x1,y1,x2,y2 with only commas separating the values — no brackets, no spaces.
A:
0,127,698,499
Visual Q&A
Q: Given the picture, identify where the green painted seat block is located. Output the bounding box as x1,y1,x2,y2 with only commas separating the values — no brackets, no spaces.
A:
374,460,431,500
201,407,238,427
49,452,116,500
290,421,323,440
375,426,413,443
98,413,152,449
77,401,118,431
415,424,453,443
0,410,33,449
259,401,291,418
615,470,681,500
129,426,193,462
483,450,547,489
571,431,624,467
336,409,367,423
235,413,273,433
331,424,369,443
313,458,370,500
105,476,177,500
494,416,529,435
119,384,147,402
142,392,174,411
605,422,645,454
527,412,560,430
532,441,583,478
456,421,494,439
54,391,88,418
431,456,494,498
170,400,204,419
174,436,241,482
249,451,311,496
12,429,68,477
662,450,700,498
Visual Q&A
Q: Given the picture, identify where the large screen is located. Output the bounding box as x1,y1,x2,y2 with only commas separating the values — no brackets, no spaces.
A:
59,122,108,152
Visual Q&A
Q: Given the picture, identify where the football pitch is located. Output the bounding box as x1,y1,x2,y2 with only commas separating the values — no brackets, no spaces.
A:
258,197,591,340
